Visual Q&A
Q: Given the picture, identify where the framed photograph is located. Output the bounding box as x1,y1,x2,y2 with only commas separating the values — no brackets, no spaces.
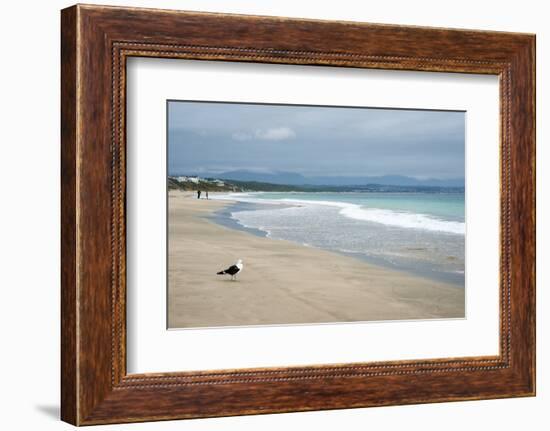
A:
165,100,466,330
61,4,535,425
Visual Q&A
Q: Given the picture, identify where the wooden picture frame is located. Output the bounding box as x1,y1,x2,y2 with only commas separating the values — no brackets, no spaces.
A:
61,4,535,425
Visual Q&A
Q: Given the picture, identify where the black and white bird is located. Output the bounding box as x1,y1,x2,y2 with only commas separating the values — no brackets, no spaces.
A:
216,259,243,281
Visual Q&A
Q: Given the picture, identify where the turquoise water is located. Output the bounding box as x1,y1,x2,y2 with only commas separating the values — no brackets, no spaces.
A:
248,192,464,224
256,192,464,222
212,191,465,285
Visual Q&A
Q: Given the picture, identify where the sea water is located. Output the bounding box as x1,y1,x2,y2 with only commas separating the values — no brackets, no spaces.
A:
211,192,465,286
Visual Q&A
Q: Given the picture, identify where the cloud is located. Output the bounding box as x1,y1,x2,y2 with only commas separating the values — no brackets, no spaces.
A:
256,127,296,140
231,131,253,141
170,101,464,178
232,127,296,141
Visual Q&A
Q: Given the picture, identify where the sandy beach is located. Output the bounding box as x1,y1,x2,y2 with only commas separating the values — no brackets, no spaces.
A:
168,191,465,328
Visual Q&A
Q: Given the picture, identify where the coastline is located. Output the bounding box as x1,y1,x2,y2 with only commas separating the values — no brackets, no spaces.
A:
168,191,465,328
212,198,465,286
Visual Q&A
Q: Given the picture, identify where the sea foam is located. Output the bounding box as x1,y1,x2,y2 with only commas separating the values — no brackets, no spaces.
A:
279,198,465,235
214,193,465,235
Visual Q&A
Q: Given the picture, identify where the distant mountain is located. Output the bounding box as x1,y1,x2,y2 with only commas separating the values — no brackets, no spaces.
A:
308,175,465,187
199,170,465,188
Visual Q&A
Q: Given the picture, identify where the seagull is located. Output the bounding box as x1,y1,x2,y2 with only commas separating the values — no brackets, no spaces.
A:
216,259,243,281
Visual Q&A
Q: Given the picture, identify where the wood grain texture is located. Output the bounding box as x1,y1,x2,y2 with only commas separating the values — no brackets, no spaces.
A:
60,5,78,425
60,4,535,425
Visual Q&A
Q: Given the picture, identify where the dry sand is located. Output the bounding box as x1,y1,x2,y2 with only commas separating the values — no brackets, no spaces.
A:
168,191,465,328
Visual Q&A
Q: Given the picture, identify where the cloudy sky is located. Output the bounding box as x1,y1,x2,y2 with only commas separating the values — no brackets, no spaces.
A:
168,101,465,179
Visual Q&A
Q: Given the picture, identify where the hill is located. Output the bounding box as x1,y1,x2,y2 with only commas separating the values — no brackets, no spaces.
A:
174,170,465,188
168,176,464,194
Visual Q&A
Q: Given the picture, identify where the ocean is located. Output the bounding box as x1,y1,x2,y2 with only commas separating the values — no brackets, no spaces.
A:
211,191,465,286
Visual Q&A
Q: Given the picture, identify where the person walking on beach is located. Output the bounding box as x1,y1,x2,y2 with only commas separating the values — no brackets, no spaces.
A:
205,191,209,200
197,190,201,199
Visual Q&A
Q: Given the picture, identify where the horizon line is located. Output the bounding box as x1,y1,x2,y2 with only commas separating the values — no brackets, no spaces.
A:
167,172,465,180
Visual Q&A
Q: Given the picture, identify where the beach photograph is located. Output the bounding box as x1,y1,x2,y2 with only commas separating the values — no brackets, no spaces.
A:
167,101,466,329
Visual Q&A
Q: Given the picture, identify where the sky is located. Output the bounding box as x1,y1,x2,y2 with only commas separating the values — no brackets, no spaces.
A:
168,101,465,179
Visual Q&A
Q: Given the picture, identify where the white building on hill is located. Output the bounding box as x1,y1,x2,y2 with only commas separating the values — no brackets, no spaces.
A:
176,176,200,184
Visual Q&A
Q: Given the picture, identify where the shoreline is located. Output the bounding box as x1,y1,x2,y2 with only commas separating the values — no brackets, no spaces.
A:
168,191,465,328
210,198,464,287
